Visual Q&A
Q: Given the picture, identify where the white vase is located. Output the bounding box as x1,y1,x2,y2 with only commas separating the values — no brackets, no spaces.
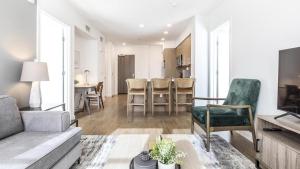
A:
158,162,175,169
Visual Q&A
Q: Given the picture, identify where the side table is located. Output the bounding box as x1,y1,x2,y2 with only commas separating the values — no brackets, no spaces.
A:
71,119,79,127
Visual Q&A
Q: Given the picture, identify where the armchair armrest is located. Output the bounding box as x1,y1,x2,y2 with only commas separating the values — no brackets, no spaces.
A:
21,111,70,132
207,104,251,109
192,97,226,101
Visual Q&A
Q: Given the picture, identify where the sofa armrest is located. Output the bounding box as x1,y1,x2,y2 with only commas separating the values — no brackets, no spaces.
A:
21,111,70,132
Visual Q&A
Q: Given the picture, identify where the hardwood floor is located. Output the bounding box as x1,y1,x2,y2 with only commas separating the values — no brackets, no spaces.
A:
76,94,256,163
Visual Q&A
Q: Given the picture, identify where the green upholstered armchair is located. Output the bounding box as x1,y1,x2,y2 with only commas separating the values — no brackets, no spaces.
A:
191,79,261,151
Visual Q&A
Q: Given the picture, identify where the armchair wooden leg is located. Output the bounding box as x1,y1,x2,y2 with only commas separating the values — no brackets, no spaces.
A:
251,126,257,151
248,107,257,150
230,130,233,135
206,128,211,152
191,116,194,134
206,109,211,152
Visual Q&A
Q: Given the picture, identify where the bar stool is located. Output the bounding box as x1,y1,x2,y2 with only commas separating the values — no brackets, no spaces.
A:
151,78,172,116
174,78,195,115
126,79,148,117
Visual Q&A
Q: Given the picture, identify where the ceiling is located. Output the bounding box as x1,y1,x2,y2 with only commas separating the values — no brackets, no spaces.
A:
68,0,223,45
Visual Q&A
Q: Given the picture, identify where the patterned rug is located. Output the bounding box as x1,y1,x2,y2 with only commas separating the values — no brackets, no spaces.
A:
71,134,255,169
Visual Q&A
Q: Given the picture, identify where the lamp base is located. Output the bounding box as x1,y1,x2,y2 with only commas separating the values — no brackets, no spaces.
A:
29,82,42,108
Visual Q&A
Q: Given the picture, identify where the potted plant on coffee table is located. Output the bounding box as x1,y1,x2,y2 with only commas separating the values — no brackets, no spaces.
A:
150,137,186,169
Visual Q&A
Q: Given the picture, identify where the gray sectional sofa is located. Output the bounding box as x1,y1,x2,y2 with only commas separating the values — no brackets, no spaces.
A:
0,96,82,169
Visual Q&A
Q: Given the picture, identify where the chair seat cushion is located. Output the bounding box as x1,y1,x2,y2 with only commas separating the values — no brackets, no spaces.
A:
192,106,250,127
0,127,81,169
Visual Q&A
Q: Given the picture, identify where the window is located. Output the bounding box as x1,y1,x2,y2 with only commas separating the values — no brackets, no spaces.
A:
38,10,71,109
209,21,230,101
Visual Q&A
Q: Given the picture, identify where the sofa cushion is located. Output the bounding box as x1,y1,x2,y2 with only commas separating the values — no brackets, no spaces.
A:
0,95,24,140
0,127,81,169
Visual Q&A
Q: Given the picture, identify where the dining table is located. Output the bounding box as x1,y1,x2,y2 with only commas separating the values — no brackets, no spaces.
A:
75,83,97,115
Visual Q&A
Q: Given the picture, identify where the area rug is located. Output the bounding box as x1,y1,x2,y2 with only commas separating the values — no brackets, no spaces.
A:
71,134,255,169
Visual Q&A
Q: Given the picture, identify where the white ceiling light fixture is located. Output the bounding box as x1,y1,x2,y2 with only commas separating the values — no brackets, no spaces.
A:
167,24,172,28
164,31,169,35
161,38,165,41
139,24,145,28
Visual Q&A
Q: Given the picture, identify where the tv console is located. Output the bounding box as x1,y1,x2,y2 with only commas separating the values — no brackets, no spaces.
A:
256,115,300,169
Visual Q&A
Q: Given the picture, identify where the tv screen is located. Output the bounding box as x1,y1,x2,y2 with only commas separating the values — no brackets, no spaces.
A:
278,47,300,114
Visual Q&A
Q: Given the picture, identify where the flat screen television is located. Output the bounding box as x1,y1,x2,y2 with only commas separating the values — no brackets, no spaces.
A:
277,47,300,119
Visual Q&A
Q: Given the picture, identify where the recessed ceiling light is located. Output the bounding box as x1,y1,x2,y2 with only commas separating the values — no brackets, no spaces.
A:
161,38,165,41
122,42,126,46
164,31,169,35
139,24,145,28
167,24,172,28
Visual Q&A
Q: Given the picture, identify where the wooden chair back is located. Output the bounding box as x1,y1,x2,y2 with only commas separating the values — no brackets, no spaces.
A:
175,78,194,89
96,82,103,95
126,79,147,90
151,78,171,89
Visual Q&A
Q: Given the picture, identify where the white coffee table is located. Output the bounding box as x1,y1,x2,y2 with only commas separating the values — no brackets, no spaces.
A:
103,134,205,169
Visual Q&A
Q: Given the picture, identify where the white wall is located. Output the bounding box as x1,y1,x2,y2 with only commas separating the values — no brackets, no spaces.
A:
164,17,209,103
75,35,99,84
206,0,300,115
115,45,163,79
104,42,115,97
104,44,163,96
0,0,36,107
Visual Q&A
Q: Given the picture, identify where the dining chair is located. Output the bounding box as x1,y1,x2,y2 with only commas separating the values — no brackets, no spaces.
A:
151,78,172,116
86,82,104,109
191,79,261,151
174,78,195,115
126,79,148,117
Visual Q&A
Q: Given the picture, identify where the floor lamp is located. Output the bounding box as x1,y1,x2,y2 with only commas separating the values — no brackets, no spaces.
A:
20,62,49,108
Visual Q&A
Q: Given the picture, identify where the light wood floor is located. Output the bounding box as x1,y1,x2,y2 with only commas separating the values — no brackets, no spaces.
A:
76,94,256,163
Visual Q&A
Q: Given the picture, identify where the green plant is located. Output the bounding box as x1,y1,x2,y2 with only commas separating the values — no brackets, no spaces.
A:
150,137,186,165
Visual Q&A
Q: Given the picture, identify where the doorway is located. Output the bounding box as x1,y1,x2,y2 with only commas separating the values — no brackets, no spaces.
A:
38,10,71,110
118,55,135,94
209,21,230,100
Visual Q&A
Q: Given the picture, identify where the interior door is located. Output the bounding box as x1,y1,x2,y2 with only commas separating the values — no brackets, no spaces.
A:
118,55,135,94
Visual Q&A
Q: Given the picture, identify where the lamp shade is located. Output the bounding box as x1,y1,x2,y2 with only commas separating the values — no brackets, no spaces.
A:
20,62,49,82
